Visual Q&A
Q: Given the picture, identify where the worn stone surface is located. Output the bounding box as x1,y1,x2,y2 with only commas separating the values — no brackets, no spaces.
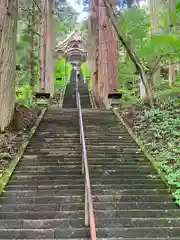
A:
83,109,180,239
0,76,179,239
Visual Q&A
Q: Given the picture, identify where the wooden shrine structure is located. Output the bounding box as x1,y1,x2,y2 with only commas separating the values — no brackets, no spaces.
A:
55,29,87,71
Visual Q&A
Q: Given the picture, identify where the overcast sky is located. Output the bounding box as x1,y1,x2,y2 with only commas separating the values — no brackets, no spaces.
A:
66,0,147,22
66,0,87,22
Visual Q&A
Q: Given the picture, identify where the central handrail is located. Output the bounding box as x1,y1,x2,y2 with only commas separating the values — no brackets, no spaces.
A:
76,84,96,240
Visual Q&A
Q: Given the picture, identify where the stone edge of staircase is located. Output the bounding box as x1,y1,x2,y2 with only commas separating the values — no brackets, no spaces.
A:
89,90,97,109
0,108,47,194
112,107,178,204
59,85,67,108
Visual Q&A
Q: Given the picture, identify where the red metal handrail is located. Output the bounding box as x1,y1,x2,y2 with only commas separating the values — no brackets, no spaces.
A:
76,90,97,240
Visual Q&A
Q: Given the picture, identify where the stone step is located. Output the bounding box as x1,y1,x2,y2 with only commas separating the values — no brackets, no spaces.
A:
9,178,163,185
3,189,170,198
13,168,157,175
0,211,84,220
18,161,151,167
0,203,85,212
92,194,173,202
22,151,81,156
10,174,83,180
25,147,82,151
10,174,159,180
0,227,180,239
0,218,84,229
0,228,89,239
1,194,173,205
1,217,180,230
15,166,151,174
6,183,167,191
95,209,179,218
21,156,82,160
27,143,138,148
0,195,83,204
16,165,154,171
0,201,177,212
95,227,180,238
3,190,84,197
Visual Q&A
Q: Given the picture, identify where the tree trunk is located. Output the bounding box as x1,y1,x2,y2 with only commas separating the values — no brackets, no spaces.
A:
169,62,176,87
148,0,161,85
45,0,54,96
168,0,176,87
0,0,18,132
30,3,35,97
103,0,154,107
38,0,46,91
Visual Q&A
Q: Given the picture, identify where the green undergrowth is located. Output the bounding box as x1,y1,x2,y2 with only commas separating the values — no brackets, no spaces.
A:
129,96,180,205
81,62,91,89
16,84,37,108
54,59,72,90
15,59,72,107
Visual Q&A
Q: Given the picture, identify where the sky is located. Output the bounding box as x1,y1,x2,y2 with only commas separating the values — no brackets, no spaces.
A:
67,0,147,23
66,0,88,22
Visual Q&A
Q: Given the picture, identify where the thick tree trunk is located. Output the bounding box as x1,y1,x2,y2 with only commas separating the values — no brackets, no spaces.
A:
38,0,46,91
0,0,18,132
30,3,35,97
45,0,54,96
168,0,176,87
103,0,154,106
89,0,99,99
148,0,162,87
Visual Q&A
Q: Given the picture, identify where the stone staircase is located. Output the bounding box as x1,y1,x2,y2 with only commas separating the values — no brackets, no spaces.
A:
62,69,91,108
0,68,179,239
62,70,77,108
0,109,90,239
83,109,180,239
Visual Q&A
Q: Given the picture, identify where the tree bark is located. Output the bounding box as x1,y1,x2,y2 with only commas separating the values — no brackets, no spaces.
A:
103,0,154,106
0,0,18,132
38,0,46,91
168,0,176,87
45,0,54,96
30,3,35,97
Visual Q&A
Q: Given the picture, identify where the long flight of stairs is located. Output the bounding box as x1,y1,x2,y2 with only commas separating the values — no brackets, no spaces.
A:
0,109,90,239
83,109,180,239
0,68,179,239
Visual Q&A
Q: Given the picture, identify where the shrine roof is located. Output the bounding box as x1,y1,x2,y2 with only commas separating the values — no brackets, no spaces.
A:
65,47,87,54
56,29,85,52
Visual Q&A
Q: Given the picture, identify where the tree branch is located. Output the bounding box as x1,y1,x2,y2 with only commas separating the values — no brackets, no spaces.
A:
20,4,33,14
150,56,162,76
33,31,40,36
32,0,41,12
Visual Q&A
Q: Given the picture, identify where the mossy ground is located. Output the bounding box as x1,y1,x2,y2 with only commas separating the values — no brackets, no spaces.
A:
120,91,180,205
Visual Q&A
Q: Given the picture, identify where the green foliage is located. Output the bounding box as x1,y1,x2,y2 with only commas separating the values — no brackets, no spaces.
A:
15,0,77,107
133,98,180,203
139,34,180,61
81,62,90,78
81,62,91,89
16,84,36,107
54,59,72,90
54,2,78,41
117,5,180,109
